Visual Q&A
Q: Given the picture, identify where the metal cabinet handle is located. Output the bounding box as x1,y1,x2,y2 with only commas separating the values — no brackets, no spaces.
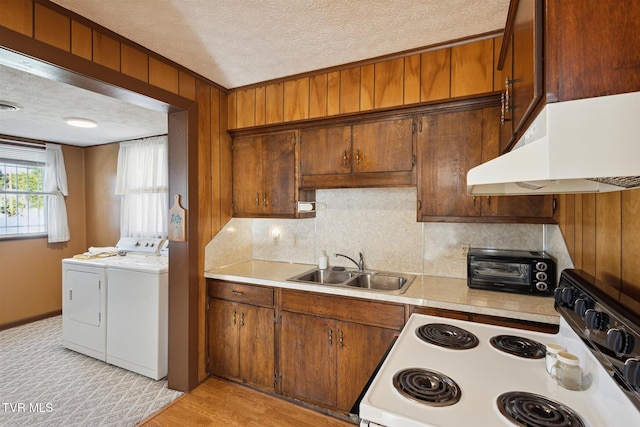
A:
231,290,244,296
263,193,267,207
240,312,245,327
472,196,477,206
233,309,237,325
355,149,361,165
339,330,344,348
69,289,73,301
255,193,259,206
343,150,348,166
487,196,491,205
504,77,513,112
329,329,333,345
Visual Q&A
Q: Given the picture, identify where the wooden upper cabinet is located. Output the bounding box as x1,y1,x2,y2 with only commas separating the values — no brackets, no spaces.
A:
299,117,415,189
417,106,553,222
451,38,494,98
232,131,303,218
352,118,414,174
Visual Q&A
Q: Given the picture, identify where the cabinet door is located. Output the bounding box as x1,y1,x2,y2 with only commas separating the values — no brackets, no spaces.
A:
208,299,240,379
232,136,263,215
417,109,483,218
511,0,543,135
300,125,352,176
262,132,295,215
239,304,275,390
336,322,397,411
352,118,414,174
280,312,336,407
480,107,553,219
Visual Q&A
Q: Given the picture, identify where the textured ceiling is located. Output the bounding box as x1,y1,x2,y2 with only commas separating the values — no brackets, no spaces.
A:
2,0,509,146
50,0,510,89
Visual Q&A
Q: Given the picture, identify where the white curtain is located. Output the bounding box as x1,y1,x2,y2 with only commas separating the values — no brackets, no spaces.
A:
115,136,168,238
44,143,70,243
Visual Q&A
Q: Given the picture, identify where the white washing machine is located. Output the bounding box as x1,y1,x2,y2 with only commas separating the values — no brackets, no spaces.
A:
106,253,168,380
61,237,168,380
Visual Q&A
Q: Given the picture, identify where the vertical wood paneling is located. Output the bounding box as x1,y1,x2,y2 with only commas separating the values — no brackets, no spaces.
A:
265,83,284,124
93,32,120,71
574,194,584,270
622,190,640,307
284,77,310,121
340,67,360,113
236,88,256,128
71,20,92,60
404,54,421,105
227,92,237,130
149,57,179,93
1,0,33,36
219,91,233,226
582,194,597,277
255,86,266,126
179,71,196,100
309,74,327,118
360,64,374,111
34,4,70,51
196,79,212,382
420,49,451,102
595,192,621,287
327,71,340,116
210,87,222,234
374,58,404,109
121,44,148,82
451,38,494,97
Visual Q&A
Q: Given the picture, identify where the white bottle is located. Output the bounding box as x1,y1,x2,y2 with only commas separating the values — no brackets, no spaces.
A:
319,250,328,269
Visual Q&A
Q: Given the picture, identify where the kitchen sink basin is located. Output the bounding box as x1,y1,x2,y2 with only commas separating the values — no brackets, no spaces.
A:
288,267,415,294
291,268,358,285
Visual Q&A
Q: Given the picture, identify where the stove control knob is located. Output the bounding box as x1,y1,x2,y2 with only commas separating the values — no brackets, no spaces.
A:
554,287,575,307
585,309,610,331
574,298,589,318
624,358,640,387
606,328,636,355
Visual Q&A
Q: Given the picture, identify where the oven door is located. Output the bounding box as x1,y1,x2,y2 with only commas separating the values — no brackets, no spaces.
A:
469,257,531,288
349,335,398,424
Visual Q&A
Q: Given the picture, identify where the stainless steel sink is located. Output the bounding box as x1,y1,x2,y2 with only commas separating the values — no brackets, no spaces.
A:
288,267,415,294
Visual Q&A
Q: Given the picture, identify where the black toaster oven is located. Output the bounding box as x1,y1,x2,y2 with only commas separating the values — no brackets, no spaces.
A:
467,248,556,296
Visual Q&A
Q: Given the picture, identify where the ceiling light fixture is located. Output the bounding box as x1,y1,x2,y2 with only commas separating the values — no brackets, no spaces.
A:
0,101,22,111
65,117,97,128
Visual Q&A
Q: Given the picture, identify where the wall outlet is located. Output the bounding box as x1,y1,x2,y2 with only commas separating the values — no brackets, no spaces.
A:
460,244,471,258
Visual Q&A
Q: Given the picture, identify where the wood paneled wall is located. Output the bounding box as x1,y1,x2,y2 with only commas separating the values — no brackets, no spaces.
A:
0,0,232,384
228,36,502,129
555,191,640,313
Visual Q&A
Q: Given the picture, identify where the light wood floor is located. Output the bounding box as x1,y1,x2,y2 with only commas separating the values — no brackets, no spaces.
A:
138,377,356,426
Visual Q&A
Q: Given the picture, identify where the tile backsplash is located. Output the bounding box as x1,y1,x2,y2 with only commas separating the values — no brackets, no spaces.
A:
205,187,572,278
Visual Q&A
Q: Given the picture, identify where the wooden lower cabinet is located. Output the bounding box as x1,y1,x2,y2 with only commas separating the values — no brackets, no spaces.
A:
279,290,404,412
208,281,276,391
280,311,397,411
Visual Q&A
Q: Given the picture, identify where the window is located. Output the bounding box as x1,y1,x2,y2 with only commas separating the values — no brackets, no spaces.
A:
0,143,47,237
115,136,169,238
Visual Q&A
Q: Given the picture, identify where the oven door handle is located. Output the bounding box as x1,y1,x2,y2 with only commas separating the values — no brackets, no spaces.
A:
348,334,399,423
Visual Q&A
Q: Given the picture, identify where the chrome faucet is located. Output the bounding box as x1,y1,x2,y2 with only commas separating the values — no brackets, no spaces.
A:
334,252,365,272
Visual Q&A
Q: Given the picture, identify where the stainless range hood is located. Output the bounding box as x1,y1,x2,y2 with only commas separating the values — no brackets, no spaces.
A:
467,91,640,195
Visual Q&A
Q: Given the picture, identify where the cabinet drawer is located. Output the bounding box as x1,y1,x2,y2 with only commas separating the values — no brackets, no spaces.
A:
208,280,274,307
281,290,404,330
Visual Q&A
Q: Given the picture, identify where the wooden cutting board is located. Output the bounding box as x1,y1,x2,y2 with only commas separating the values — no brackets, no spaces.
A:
169,194,186,242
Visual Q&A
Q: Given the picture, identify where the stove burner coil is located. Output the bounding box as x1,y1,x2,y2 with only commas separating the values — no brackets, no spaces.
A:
392,368,461,407
497,391,585,427
490,335,546,359
416,323,479,349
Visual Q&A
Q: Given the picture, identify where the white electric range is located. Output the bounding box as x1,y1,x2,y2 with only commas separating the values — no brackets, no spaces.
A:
358,270,640,426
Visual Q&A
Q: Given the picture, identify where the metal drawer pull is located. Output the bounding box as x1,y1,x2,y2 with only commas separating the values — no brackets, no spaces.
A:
339,330,344,348
233,310,237,325
329,329,333,345
263,193,267,207
255,193,259,206
240,312,245,327
343,150,348,166
231,290,244,296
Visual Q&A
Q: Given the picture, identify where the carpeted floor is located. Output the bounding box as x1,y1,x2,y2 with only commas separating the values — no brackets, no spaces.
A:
0,316,182,427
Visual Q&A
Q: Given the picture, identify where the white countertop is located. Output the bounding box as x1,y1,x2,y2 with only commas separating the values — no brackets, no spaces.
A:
204,260,560,325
